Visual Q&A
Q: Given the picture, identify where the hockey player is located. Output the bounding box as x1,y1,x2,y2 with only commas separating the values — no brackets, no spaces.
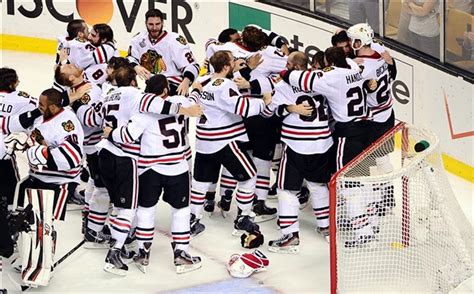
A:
266,52,334,253
83,23,119,85
54,63,110,243
0,68,38,209
107,74,201,274
4,88,84,287
331,30,356,59
347,23,398,225
58,23,118,86
347,24,397,160
128,9,200,95
15,88,84,220
96,66,202,275
281,47,378,247
190,50,271,237
55,19,89,66
205,26,288,222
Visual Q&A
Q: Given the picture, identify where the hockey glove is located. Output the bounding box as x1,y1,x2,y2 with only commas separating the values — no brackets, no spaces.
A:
241,230,264,249
27,145,48,167
5,132,30,152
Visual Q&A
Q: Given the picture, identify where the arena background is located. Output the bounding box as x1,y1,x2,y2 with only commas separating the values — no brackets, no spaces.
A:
1,0,472,182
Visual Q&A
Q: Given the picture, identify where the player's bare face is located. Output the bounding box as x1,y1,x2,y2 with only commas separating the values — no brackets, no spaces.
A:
146,17,163,39
337,41,351,57
38,95,52,119
230,33,241,42
63,64,83,80
286,60,295,70
79,23,90,41
88,29,101,47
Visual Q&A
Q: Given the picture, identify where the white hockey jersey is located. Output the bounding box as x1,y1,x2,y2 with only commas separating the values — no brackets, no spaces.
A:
358,52,394,123
0,90,38,118
69,82,103,154
97,86,181,158
65,38,118,85
196,77,265,154
267,81,333,155
128,31,200,81
29,109,84,184
111,95,192,176
96,86,142,158
284,66,372,123
205,41,287,79
0,90,38,141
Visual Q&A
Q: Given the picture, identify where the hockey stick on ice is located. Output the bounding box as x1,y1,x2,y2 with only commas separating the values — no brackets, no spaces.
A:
21,239,85,292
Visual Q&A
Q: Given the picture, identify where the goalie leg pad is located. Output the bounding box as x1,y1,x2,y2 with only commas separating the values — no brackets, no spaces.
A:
20,189,55,287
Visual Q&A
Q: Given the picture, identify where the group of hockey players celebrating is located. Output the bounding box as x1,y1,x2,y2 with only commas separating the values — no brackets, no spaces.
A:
0,7,397,287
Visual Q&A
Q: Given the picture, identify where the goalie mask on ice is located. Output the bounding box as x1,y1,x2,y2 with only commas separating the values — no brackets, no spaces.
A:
227,250,269,278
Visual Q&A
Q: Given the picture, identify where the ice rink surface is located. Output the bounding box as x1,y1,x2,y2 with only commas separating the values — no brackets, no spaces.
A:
1,50,472,293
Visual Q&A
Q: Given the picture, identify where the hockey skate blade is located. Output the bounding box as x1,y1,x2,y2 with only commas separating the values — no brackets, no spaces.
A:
135,263,148,274
254,214,277,223
103,263,127,276
220,209,230,218
266,194,278,200
84,242,110,249
121,256,134,265
299,202,309,210
268,245,300,254
176,262,202,274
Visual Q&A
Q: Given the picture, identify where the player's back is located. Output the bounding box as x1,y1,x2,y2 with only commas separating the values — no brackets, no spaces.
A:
206,41,252,61
67,38,95,68
98,86,142,158
291,66,371,124
272,81,333,154
0,90,37,118
196,78,249,154
137,95,191,174
359,54,393,123
251,45,287,78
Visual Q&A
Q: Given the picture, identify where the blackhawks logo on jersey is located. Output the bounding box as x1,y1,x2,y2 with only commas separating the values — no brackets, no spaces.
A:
62,120,75,132
18,91,30,98
80,93,91,104
322,66,334,72
176,35,188,45
212,79,224,86
140,49,167,74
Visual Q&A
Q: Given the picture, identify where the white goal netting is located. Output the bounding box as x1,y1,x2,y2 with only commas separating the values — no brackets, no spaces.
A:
329,123,473,293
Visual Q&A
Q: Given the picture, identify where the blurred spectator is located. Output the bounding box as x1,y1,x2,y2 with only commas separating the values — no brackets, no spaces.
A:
452,0,473,13
348,0,381,34
403,0,440,58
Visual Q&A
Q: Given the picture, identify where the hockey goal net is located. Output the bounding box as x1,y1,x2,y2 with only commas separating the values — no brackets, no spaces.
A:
329,122,473,293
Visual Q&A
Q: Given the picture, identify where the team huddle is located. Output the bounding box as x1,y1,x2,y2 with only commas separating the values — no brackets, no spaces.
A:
0,8,397,286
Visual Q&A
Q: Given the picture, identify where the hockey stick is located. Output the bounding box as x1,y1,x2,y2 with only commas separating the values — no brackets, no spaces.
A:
21,239,85,291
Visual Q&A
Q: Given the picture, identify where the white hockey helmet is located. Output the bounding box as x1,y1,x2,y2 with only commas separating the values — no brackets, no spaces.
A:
347,23,374,50
227,250,269,278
